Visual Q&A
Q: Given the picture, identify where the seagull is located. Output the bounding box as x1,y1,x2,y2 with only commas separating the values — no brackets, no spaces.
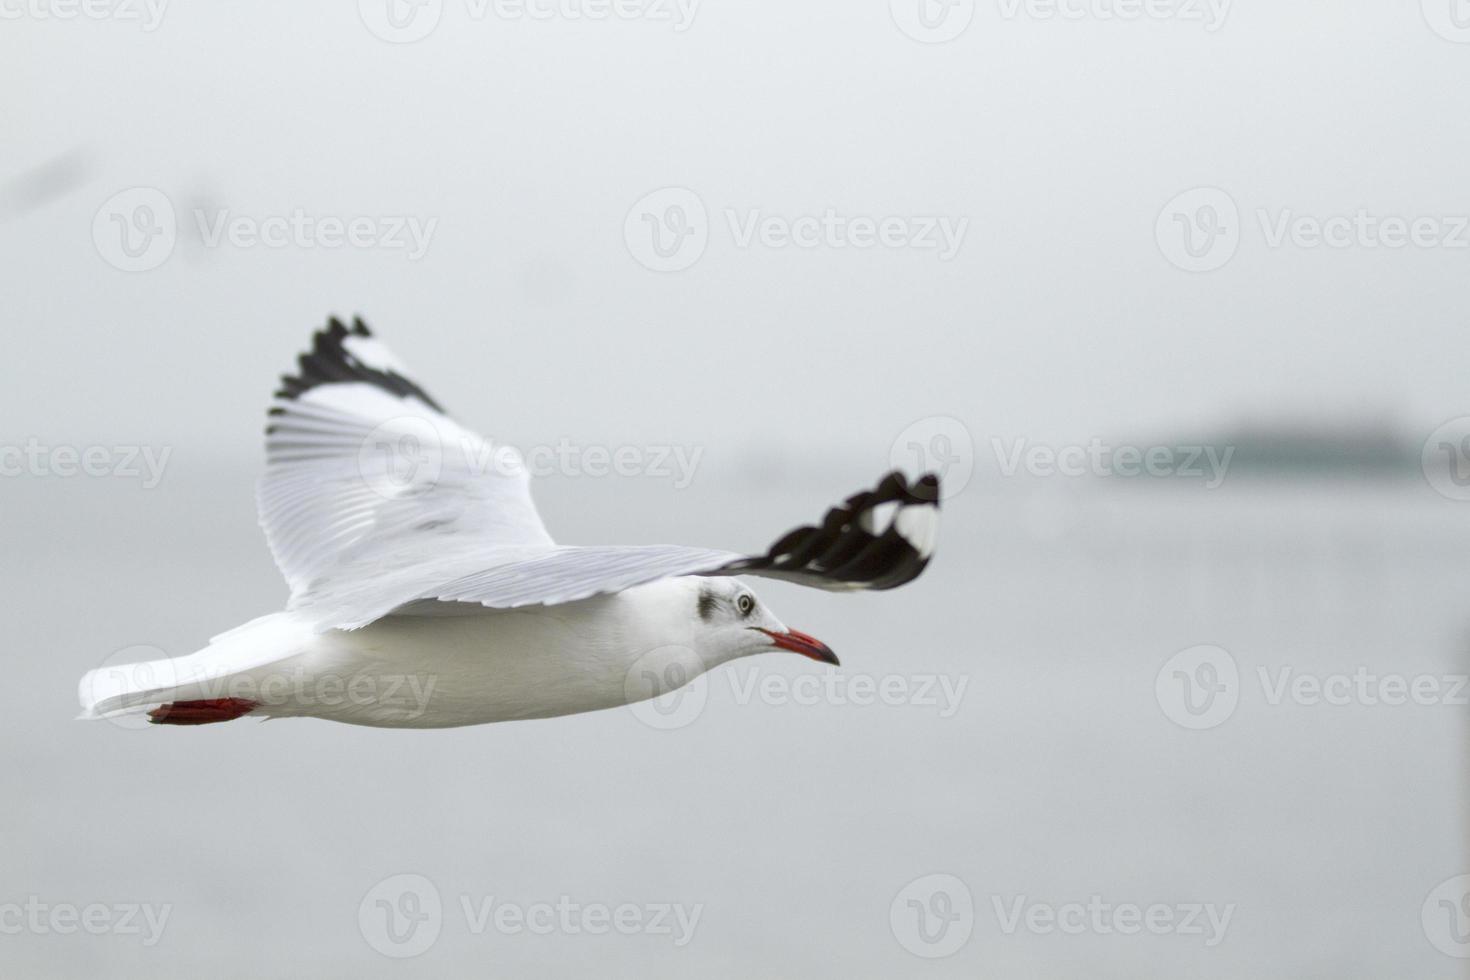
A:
78,318,941,729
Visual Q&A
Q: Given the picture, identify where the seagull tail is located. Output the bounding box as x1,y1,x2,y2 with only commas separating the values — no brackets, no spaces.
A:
76,612,311,726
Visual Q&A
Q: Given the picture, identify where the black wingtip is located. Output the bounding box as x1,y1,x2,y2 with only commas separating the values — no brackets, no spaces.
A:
268,316,445,414
727,470,940,591
913,472,942,505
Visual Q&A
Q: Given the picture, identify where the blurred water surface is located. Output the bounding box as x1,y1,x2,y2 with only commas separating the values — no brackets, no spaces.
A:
4,462,1466,978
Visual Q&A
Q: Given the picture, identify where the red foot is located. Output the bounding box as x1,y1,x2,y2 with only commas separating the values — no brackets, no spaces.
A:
148,698,258,726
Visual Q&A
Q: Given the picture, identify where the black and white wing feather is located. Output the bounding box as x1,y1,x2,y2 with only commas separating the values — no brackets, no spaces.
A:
259,317,553,602
718,471,940,590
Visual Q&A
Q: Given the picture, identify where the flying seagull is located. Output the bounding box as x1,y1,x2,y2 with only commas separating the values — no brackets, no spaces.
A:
78,318,941,729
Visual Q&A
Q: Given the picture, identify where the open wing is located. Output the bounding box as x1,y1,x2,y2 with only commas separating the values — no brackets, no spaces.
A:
298,470,941,630
258,317,553,600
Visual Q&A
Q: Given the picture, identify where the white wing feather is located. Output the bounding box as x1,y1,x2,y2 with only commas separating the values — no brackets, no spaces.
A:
258,319,552,601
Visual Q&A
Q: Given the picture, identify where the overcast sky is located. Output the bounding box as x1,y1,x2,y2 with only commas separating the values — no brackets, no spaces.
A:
5,1,1470,467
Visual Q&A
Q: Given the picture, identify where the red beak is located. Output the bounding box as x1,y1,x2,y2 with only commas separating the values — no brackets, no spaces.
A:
757,628,840,666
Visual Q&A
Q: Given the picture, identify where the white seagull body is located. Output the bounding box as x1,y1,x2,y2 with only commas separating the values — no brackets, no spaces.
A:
78,318,940,729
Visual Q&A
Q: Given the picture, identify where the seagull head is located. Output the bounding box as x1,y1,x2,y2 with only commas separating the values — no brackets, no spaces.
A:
685,578,838,668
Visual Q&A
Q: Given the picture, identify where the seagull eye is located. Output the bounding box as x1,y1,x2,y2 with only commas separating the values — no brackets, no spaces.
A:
736,594,755,616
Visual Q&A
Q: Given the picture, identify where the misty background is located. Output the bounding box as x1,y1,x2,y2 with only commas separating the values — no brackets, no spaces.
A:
4,1,1470,977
